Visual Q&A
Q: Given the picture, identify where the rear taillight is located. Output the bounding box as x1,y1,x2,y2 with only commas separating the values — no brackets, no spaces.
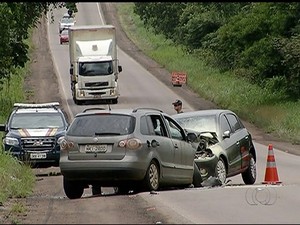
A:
58,137,74,151
118,138,141,150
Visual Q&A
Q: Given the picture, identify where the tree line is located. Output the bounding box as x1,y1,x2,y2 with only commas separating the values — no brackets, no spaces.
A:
134,3,300,100
0,2,77,81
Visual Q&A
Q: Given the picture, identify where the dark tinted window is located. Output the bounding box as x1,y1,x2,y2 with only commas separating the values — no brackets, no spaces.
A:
67,114,135,136
220,114,231,133
79,61,113,76
226,113,242,132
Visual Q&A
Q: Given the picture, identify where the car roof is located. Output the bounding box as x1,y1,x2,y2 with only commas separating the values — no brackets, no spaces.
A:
12,102,62,114
75,107,164,117
172,109,234,119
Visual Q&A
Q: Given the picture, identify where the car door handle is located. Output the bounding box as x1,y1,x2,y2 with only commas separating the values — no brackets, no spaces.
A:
174,144,179,149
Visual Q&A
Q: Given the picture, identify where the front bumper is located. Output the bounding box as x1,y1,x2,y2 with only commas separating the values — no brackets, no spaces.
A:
194,154,218,180
4,145,60,165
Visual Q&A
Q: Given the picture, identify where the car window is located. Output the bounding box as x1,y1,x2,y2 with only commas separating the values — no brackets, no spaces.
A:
140,115,150,135
67,114,135,136
61,17,74,23
225,113,242,132
149,115,167,137
164,116,185,141
220,114,231,134
10,113,65,129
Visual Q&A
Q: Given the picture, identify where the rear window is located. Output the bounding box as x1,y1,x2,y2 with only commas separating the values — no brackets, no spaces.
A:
67,114,135,136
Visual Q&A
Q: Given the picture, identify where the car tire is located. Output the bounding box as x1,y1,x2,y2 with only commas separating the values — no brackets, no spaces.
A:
92,185,102,196
193,162,203,187
215,158,227,184
242,152,256,184
143,160,159,191
63,177,84,199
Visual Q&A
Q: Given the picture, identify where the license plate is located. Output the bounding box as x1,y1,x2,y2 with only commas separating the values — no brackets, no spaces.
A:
30,153,47,159
85,145,107,153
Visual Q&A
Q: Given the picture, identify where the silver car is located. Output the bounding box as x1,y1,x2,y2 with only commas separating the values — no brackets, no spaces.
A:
59,107,202,199
173,109,257,185
58,16,75,33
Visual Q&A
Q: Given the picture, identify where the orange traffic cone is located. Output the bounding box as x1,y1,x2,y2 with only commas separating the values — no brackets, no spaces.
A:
262,144,281,185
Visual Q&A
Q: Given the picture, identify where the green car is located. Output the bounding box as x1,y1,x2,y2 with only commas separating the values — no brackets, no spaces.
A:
172,109,257,185
59,107,202,199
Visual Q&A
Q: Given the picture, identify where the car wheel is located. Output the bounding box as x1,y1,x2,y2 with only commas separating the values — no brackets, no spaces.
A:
63,177,84,199
242,152,256,184
193,162,203,187
143,160,159,191
92,185,102,195
215,158,227,184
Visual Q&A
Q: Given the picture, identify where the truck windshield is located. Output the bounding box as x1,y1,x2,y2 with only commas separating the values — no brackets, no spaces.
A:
79,61,113,76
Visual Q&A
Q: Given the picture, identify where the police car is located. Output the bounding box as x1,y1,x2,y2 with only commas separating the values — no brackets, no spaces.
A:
0,102,69,167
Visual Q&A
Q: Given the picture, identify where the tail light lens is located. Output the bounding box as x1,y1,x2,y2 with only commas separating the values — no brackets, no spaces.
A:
118,138,141,150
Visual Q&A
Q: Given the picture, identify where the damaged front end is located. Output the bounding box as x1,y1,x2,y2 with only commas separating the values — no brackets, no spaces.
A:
193,131,219,181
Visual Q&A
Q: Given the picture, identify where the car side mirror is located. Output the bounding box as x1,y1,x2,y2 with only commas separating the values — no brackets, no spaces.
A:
223,130,230,139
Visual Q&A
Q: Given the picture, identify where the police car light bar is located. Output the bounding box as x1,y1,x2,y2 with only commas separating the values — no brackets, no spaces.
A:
14,102,60,108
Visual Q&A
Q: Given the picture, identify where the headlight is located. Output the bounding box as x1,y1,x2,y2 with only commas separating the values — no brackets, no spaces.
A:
3,137,19,146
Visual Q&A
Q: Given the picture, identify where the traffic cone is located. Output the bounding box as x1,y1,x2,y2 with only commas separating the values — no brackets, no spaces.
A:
262,144,281,184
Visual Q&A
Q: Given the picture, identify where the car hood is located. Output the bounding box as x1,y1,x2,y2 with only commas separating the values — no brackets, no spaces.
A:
8,128,66,137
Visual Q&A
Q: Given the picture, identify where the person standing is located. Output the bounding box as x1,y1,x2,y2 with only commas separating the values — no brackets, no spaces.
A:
172,99,183,114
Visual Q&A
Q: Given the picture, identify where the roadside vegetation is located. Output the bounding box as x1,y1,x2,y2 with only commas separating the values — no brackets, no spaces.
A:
0,3,77,221
115,3,300,144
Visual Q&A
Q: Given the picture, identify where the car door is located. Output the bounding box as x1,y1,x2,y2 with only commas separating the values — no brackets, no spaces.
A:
224,112,249,174
163,115,195,179
147,115,175,178
219,113,241,174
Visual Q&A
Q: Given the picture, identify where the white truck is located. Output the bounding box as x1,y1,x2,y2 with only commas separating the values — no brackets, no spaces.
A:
69,25,122,105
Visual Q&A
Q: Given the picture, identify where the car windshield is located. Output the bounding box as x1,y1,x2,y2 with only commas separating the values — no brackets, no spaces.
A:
10,113,65,129
79,61,113,76
67,114,135,136
61,17,74,24
176,115,217,133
